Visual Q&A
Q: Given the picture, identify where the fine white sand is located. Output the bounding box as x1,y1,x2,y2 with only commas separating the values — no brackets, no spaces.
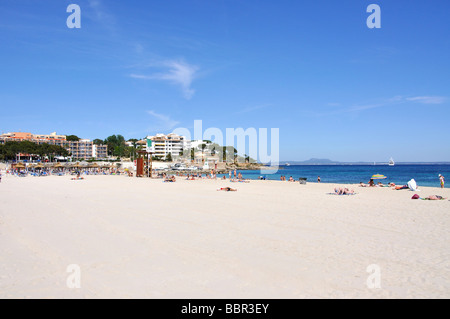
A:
0,174,449,299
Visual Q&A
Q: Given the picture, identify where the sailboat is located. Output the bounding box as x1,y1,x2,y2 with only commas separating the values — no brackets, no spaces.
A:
388,157,395,166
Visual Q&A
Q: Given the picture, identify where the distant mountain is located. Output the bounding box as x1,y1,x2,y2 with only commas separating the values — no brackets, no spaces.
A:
285,158,340,165
280,159,450,165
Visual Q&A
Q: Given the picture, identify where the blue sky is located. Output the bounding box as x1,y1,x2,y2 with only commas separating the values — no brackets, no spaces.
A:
0,0,449,162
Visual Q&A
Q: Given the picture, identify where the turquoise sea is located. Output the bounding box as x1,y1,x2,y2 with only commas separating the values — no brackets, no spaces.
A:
220,164,449,188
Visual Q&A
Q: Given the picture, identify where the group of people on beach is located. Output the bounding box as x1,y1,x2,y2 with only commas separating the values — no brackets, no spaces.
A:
280,176,297,182
359,180,394,188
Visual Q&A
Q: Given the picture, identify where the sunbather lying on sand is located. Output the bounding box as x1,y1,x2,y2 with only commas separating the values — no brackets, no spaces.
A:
423,195,446,200
164,176,176,182
217,187,237,192
334,187,355,195
230,179,250,183
71,173,84,180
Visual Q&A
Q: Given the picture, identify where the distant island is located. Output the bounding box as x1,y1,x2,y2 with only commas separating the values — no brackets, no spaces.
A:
280,159,450,165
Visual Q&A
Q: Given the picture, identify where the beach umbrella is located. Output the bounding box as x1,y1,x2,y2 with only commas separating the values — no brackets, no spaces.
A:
371,174,387,180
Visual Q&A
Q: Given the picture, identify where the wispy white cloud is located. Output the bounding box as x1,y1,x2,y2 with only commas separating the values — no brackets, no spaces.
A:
129,74,151,80
146,110,180,131
406,96,446,104
315,95,447,117
134,43,144,54
130,60,199,99
87,0,116,29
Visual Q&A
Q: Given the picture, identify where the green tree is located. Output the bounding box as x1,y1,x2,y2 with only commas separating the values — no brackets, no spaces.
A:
66,135,80,142
93,139,103,145
104,135,126,157
0,141,68,161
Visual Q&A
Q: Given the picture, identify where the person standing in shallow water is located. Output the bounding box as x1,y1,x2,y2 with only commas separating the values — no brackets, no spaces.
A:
317,176,321,183
439,174,445,188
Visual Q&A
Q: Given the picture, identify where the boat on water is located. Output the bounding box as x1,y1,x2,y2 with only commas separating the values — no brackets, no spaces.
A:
285,163,290,166
388,157,395,166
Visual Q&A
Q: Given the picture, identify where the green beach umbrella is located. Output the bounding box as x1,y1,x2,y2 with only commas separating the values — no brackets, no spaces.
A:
371,174,387,180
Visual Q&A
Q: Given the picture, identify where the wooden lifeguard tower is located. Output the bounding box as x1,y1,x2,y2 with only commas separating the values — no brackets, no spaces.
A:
136,150,153,178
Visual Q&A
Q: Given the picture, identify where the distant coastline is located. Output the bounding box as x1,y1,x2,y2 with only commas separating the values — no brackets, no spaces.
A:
278,163,450,166
278,158,450,166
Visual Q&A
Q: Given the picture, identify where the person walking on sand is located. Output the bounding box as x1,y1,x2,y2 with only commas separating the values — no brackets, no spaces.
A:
439,174,445,188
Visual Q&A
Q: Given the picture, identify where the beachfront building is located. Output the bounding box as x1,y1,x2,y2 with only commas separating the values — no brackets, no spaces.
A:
146,133,186,159
189,140,212,150
192,151,222,170
0,132,108,160
67,139,93,159
93,144,108,159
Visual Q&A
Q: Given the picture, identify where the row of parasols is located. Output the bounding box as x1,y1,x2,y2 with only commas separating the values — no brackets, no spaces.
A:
13,162,120,169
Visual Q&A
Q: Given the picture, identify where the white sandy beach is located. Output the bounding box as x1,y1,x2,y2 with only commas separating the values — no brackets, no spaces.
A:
0,174,449,299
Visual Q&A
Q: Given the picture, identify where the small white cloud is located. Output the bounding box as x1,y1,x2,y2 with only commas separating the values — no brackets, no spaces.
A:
130,74,150,80
135,43,144,54
317,95,446,116
146,110,180,131
87,0,115,26
131,60,199,99
406,96,446,104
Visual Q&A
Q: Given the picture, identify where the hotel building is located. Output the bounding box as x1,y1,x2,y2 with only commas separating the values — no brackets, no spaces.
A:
0,132,108,160
145,133,186,158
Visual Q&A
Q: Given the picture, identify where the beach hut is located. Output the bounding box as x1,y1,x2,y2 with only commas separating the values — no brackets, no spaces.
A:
80,162,89,168
73,162,82,168
14,163,26,170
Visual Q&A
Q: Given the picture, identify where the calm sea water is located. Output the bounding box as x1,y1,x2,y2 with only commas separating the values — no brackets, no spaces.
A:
219,165,449,188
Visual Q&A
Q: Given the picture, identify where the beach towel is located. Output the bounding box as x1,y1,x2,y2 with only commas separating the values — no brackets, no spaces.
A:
327,192,357,196
421,196,446,201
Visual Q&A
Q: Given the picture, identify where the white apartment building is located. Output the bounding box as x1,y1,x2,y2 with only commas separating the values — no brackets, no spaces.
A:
146,133,186,158
189,140,212,150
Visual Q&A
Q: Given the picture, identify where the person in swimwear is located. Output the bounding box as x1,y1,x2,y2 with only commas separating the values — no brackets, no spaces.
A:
217,187,237,192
